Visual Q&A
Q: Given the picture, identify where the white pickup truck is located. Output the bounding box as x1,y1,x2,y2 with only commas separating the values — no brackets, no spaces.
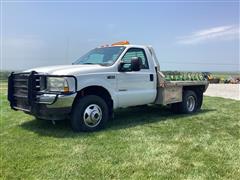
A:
8,41,209,132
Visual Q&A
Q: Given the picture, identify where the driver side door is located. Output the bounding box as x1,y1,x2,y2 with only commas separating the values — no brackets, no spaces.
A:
117,48,156,107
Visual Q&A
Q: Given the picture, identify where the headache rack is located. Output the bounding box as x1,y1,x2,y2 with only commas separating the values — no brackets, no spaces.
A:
8,71,77,112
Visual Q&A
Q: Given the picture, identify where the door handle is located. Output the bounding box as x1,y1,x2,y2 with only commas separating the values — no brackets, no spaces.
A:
150,74,154,81
107,75,115,79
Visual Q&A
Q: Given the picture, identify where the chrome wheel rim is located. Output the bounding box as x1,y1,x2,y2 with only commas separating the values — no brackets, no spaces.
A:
83,104,102,128
186,96,195,112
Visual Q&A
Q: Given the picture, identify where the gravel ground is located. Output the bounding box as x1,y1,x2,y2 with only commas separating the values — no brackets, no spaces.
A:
204,84,240,100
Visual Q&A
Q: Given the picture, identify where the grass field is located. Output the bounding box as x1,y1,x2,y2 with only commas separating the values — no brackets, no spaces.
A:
0,82,240,179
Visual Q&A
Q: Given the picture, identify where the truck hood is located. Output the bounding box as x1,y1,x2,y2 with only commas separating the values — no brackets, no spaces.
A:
25,64,111,75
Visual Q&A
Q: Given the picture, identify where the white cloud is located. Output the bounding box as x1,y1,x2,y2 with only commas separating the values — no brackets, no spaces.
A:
177,25,239,44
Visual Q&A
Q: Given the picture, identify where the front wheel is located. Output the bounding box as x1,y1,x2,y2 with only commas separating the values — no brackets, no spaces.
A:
71,95,109,132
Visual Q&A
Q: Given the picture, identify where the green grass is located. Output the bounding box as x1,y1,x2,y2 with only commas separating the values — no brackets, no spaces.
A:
1,84,240,179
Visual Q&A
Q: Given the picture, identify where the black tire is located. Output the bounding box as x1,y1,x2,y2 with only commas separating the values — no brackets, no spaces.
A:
171,90,198,114
71,95,109,132
180,90,198,114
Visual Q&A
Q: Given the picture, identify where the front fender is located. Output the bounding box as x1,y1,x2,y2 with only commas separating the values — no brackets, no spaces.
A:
76,74,118,108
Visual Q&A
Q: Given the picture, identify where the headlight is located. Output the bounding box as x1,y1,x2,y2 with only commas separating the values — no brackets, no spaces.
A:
47,77,69,92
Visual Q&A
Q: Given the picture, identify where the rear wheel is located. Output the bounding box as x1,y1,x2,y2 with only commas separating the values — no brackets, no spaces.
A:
171,90,198,114
71,95,109,132
181,90,198,113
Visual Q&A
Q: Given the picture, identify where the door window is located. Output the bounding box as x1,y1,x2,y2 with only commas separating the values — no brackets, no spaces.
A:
122,48,149,69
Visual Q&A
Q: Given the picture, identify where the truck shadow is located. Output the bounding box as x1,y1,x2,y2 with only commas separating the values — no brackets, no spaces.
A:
20,105,215,138
108,106,214,130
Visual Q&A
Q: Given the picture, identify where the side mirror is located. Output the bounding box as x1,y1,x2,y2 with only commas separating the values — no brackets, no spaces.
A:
118,57,142,72
118,62,128,72
131,57,142,71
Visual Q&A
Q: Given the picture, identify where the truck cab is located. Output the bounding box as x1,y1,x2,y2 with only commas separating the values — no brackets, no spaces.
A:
8,41,209,132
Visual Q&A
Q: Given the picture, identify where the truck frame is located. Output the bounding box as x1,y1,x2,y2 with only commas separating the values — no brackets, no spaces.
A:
8,41,209,132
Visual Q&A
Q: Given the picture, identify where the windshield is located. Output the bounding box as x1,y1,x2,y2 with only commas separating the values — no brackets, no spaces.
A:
73,46,125,66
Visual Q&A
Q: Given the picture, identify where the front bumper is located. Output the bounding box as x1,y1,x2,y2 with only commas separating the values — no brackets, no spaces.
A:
8,71,77,120
38,93,76,108
30,93,76,120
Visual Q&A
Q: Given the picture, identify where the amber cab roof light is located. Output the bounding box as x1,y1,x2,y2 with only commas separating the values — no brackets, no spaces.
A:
99,41,129,48
111,41,130,46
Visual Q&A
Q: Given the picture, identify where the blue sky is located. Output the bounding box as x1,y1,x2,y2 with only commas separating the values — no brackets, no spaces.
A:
1,1,239,71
